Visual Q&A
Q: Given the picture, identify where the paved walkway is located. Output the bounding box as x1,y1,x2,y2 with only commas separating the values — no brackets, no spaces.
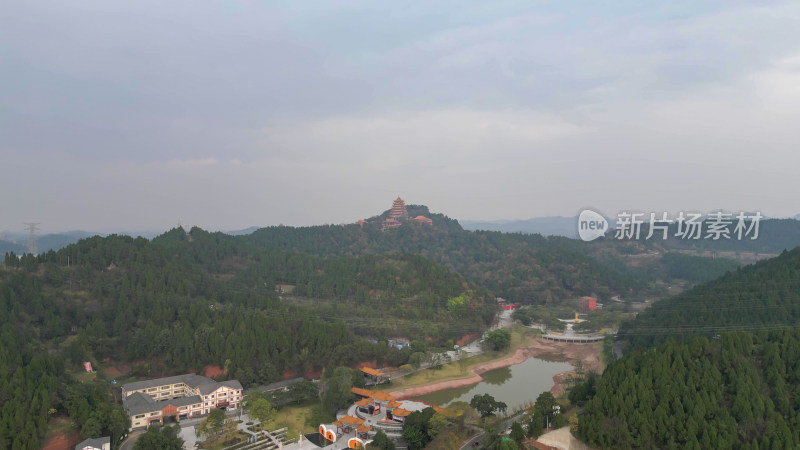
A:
119,430,144,450
536,427,596,450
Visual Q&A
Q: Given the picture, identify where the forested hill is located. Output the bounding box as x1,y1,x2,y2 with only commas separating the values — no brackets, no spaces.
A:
577,331,800,449
1,227,494,448
240,216,652,303
618,246,800,350
660,218,800,254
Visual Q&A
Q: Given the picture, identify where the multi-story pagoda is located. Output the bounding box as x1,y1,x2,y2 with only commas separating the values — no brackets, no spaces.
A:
389,197,408,219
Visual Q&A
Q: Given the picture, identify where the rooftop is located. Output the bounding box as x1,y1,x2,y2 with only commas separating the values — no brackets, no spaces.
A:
122,391,204,416
75,436,110,450
359,367,385,377
121,373,242,396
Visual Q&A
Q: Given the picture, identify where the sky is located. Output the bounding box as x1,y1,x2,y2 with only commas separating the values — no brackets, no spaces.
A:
2,1,800,233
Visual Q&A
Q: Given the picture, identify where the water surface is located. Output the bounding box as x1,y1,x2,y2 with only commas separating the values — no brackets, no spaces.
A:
415,357,572,410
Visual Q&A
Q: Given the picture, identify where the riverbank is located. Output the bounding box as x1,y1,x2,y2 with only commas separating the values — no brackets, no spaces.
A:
389,338,602,400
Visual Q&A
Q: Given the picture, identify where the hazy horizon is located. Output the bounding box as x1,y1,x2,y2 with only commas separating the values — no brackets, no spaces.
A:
4,1,800,232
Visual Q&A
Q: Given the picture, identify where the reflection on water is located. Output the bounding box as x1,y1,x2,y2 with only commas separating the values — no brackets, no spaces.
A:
482,366,512,385
415,357,572,410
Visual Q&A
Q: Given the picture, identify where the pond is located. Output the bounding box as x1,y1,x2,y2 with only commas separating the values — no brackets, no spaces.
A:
414,357,572,411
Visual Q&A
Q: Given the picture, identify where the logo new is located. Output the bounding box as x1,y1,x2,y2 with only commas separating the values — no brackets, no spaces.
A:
578,209,608,242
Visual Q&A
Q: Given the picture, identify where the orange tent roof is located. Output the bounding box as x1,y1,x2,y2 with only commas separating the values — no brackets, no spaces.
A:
339,415,365,426
351,387,395,402
355,398,372,407
333,420,343,427
359,367,385,377
370,391,395,402
356,424,372,433
351,387,373,397
391,408,412,417
385,400,402,408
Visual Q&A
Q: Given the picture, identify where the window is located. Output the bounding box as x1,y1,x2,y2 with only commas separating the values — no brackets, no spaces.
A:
135,415,145,419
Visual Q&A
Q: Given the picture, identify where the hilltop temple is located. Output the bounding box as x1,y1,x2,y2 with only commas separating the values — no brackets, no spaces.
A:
389,197,408,219
355,197,434,230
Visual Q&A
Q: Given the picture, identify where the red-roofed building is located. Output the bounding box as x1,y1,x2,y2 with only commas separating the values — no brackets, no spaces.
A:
381,217,401,230
412,215,433,225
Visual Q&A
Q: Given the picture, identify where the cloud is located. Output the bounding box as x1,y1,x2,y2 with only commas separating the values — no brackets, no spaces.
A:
255,109,590,168
2,1,800,230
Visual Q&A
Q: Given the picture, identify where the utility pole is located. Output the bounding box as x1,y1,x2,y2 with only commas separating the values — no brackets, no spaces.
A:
23,223,39,255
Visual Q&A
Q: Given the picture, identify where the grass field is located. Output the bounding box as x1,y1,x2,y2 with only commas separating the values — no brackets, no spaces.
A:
271,400,323,438
198,431,251,450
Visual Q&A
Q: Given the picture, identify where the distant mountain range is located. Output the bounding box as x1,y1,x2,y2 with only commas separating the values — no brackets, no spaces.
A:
1,227,263,254
463,214,800,240
460,216,584,238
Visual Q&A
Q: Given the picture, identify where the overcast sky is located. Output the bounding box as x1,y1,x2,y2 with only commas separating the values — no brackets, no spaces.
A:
2,1,799,233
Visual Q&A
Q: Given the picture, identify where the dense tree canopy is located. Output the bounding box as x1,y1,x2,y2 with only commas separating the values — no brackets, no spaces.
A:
619,247,800,350
133,424,183,450
578,331,800,449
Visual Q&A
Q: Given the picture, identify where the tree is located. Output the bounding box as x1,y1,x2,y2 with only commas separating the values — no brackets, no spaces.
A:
134,425,184,450
512,308,532,326
510,421,525,443
527,411,543,438
403,408,435,450
242,390,270,417
198,408,226,437
484,329,511,351
497,437,520,450
403,426,428,450
288,380,318,403
108,404,131,444
366,430,396,450
568,414,579,433
534,391,556,420
470,394,507,418
321,366,361,411
250,398,277,428
427,413,450,438
408,352,426,369
80,414,103,439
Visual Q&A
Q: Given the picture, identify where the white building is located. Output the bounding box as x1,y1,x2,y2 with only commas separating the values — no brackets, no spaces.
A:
121,374,243,429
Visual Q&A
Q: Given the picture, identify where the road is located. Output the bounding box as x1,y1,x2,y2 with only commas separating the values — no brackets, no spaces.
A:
119,430,143,450
460,431,484,449
459,412,528,450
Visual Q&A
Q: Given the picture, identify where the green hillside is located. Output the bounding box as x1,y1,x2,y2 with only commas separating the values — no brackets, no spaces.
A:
618,247,800,350
2,227,492,448
241,212,655,303
577,331,800,449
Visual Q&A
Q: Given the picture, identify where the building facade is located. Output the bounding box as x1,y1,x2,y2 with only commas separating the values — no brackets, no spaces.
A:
121,374,243,429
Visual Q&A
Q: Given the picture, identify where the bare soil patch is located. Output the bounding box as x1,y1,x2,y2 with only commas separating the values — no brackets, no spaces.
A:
203,365,226,378
41,430,81,450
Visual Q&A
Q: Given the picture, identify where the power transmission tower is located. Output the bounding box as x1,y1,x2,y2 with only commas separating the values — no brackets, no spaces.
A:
24,223,39,255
